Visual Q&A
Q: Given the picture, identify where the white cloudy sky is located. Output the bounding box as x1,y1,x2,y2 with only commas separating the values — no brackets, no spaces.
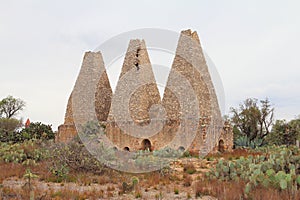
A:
0,0,299,130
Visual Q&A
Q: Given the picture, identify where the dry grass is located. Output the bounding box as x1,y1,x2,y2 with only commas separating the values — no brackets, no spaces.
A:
183,163,197,174
183,174,192,187
107,185,115,191
97,174,111,184
194,179,300,200
249,186,300,200
0,162,26,182
140,171,171,188
195,179,246,199
1,185,110,199
206,148,262,160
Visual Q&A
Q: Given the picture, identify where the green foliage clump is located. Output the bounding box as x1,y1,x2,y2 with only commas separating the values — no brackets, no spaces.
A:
0,120,54,143
131,176,139,186
120,176,140,195
50,137,105,176
0,96,26,143
23,168,39,191
78,120,106,138
20,122,55,141
131,147,182,170
266,118,300,146
152,147,182,158
231,98,274,148
208,145,300,193
0,118,23,142
0,95,25,119
49,163,70,183
0,140,49,164
174,188,179,194
234,135,264,149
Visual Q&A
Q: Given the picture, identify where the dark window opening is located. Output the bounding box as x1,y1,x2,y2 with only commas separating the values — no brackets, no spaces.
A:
178,146,185,152
135,62,139,70
141,139,152,151
136,48,140,57
218,140,225,153
123,147,130,151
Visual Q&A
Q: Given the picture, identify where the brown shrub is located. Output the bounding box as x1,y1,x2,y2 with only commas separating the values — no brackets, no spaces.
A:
148,172,161,186
183,175,192,187
183,163,196,174
195,179,245,199
97,175,111,184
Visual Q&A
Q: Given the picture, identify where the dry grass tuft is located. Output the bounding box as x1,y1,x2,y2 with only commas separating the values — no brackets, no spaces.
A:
206,148,262,160
183,174,192,187
183,163,196,174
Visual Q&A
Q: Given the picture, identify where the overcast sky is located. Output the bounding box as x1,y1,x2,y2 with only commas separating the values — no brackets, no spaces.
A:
0,0,299,130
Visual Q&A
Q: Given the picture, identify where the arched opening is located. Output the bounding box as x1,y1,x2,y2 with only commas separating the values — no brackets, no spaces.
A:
218,140,225,153
123,147,130,151
141,139,152,151
178,146,185,152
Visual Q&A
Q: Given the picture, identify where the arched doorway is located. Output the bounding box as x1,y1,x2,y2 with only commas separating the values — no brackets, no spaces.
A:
218,140,225,153
178,146,185,152
123,147,130,151
141,139,152,151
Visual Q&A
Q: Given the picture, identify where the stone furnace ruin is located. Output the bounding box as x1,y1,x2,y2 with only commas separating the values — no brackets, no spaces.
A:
57,29,233,155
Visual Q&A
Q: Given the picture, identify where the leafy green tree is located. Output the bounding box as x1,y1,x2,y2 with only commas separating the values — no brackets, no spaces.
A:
0,118,23,142
230,98,274,148
266,120,287,145
267,117,300,146
0,95,25,119
0,118,22,133
0,96,25,142
289,117,300,142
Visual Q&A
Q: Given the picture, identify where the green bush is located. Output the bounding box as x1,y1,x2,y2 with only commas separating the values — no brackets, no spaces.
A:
0,140,49,164
174,188,179,194
208,145,300,193
0,121,55,143
0,118,22,142
50,137,105,175
49,163,70,183
20,122,55,141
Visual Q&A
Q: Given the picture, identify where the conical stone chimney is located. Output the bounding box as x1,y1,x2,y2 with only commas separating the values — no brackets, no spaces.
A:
58,52,112,142
105,39,162,150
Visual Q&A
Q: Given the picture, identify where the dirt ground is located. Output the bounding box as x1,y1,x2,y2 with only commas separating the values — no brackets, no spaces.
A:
0,157,217,199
